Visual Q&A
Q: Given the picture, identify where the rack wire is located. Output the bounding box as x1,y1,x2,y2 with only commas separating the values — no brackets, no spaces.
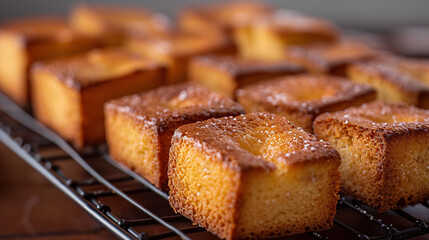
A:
1,91,429,240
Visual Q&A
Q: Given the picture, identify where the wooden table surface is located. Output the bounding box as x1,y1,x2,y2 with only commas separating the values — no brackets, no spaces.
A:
0,143,115,239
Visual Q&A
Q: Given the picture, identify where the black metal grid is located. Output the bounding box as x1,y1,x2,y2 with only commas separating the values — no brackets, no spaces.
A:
1,91,429,240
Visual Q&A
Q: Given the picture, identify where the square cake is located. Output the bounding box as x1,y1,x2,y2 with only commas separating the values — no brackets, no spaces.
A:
104,83,244,191
70,4,171,45
126,32,234,83
189,55,305,98
347,61,429,108
0,17,99,106
168,112,341,239
234,10,338,60
284,41,377,75
377,55,429,85
179,1,273,37
314,101,429,211
237,75,376,132
31,48,165,147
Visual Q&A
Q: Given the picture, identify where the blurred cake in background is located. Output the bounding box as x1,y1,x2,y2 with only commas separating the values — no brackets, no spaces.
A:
0,17,100,106
70,4,171,45
31,48,165,147
126,32,234,83
234,10,338,60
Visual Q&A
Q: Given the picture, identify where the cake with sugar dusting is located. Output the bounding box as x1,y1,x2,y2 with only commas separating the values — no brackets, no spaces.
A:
347,60,429,108
104,83,244,191
234,10,338,60
0,17,100,106
168,112,341,239
284,41,377,75
126,32,234,84
31,48,165,148
313,101,429,212
189,54,305,98
236,75,376,132
70,4,171,45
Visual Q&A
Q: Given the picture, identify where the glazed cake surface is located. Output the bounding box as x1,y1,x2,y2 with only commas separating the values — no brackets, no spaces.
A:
168,112,341,239
31,48,165,147
347,61,429,108
237,74,376,132
104,83,244,190
314,101,429,211
284,41,377,75
189,54,305,98
127,33,234,83
0,17,98,106
70,4,171,43
234,10,338,60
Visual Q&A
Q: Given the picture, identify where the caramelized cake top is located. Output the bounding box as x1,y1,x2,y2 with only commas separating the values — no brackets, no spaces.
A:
182,1,273,29
128,32,232,56
71,4,171,36
33,48,160,89
237,74,375,113
193,55,305,77
105,83,244,125
315,101,429,132
349,61,429,93
285,41,377,72
173,112,339,171
0,17,84,42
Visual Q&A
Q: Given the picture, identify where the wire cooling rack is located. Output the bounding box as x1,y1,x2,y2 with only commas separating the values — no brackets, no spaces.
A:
1,92,429,240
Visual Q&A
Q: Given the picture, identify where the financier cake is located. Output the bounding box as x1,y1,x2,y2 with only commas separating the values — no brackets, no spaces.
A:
314,101,429,212
346,61,429,108
31,48,165,147
0,17,99,106
189,54,305,98
237,75,376,132
104,83,244,191
377,55,429,85
284,41,377,75
234,10,338,60
179,1,273,37
70,4,171,45
126,32,234,83
168,112,341,240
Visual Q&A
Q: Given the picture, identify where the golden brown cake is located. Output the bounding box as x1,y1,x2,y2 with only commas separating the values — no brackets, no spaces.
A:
168,112,341,240
126,32,234,84
347,61,429,108
104,83,244,191
313,101,429,212
189,55,305,98
234,10,338,60
237,75,376,132
70,4,171,44
31,48,165,148
376,55,429,85
284,41,378,75
179,1,273,37
0,17,99,106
